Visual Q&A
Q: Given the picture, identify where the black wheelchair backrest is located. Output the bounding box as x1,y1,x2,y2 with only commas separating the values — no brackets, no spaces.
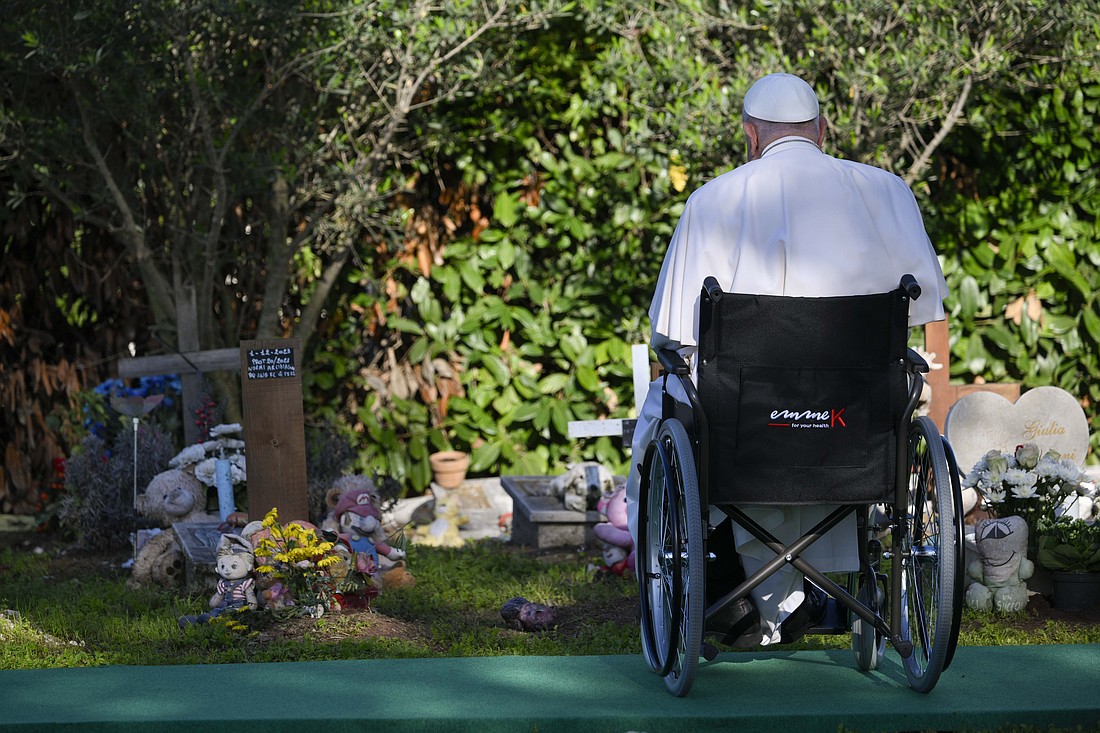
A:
697,279,914,505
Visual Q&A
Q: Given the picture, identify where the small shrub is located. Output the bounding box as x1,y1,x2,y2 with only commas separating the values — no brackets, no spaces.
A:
57,421,175,550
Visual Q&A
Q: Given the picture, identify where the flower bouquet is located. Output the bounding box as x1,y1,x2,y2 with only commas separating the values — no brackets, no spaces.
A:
963,443,1088,545
252,508,376,616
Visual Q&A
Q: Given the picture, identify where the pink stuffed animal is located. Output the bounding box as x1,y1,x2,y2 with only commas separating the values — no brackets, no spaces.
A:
593,486,635,576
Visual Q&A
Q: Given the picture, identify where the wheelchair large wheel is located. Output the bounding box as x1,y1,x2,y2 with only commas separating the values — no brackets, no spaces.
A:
898,415,958,693
637,419,704,697
941,436,966,671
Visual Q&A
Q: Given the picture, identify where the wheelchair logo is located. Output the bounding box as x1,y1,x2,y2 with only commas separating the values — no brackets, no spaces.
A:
768,408,847,429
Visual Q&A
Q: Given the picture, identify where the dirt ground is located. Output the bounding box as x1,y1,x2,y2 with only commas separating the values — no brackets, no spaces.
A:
2,527,1098,647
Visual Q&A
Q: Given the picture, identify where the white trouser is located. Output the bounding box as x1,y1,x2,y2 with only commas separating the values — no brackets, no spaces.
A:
626,375,858,645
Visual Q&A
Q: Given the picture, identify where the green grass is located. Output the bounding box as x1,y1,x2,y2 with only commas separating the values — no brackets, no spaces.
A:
1,538,1097,671
0,540,639,668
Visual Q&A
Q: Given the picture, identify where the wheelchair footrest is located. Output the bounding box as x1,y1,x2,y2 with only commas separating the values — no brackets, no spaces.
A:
806,598,847,635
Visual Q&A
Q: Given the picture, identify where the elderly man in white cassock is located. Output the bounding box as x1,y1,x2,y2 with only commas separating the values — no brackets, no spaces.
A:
626,73,949,646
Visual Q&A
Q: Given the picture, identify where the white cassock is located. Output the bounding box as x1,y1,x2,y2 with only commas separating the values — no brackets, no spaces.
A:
628,136,949,644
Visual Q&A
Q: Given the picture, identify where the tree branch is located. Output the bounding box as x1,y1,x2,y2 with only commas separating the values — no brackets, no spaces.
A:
74,93,176,327
904,76,973,185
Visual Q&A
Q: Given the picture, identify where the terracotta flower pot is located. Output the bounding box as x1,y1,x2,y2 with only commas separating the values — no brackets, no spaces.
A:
430,450,469,489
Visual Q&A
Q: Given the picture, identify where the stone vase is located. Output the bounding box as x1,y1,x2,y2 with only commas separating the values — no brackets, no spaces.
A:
430,450,469,489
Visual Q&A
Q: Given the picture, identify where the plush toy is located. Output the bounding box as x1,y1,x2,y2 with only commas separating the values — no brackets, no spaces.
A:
321,475,380,534
334,488,407,566
411,490,468,548
593,486,635,576
178,534,257,627
965,516,1034,613
542,462,615,513
129,469,217,588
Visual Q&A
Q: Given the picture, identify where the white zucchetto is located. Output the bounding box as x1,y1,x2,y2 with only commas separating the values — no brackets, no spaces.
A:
743,73,820,123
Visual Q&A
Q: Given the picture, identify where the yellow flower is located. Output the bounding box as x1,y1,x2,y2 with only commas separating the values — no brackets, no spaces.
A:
262,507,279,528
669,164,688,193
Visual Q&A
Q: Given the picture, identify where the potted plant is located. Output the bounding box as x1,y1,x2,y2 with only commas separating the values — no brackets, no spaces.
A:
1035,514,1100,611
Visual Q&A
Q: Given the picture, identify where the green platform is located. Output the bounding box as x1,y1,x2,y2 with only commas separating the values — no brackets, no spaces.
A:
3,645,1098,732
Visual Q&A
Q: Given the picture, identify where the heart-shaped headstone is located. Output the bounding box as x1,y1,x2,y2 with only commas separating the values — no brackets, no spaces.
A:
945,386,1089,476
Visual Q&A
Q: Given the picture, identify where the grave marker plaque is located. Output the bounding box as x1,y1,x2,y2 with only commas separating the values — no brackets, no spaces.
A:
239,338,309,522
945,386,1089,477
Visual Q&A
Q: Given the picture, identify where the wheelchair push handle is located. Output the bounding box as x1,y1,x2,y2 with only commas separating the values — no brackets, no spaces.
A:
702,276,723,303
899,274,921,300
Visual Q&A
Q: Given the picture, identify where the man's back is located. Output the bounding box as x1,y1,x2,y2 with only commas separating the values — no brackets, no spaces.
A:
649,137,946,350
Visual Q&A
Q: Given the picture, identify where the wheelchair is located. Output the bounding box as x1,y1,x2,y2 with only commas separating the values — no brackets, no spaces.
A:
637,275,964,697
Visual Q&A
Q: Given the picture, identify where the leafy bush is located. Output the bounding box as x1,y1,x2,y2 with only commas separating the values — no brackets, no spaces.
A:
927,62,1100,460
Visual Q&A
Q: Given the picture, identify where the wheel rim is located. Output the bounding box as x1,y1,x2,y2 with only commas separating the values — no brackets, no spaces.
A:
899,417,956,692
640,436,682,677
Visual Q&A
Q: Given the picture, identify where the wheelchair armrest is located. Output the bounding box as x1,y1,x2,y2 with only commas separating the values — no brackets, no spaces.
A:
656,347,691,377
906,347,930,374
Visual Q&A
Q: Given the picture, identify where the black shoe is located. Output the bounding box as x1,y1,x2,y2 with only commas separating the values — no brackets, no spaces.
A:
703,518,763,647
705,596,763,648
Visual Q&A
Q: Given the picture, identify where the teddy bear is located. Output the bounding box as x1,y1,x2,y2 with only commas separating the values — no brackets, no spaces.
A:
129,469,217,588
964,515,1034,613
178,534,257,627
593,485,635,577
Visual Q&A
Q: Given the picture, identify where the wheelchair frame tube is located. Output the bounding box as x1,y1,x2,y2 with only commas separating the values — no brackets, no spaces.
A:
707,504,853,623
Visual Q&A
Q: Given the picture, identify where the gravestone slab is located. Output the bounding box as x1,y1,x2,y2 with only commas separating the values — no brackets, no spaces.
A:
501,476,601,549
945,386,1089,477
172,521,228,589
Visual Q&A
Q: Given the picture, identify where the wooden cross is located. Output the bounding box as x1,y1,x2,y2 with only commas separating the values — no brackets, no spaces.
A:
118,339,309,523
117,348,239,446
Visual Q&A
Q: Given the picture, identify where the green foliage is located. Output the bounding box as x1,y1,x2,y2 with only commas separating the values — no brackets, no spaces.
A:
5,0,1100,495
927,43,1100,461
304,1,1100,490
305,4,731,489
1036,516,1100,573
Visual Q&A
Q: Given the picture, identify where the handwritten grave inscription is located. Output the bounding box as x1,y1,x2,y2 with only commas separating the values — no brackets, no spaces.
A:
246,347,297,380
